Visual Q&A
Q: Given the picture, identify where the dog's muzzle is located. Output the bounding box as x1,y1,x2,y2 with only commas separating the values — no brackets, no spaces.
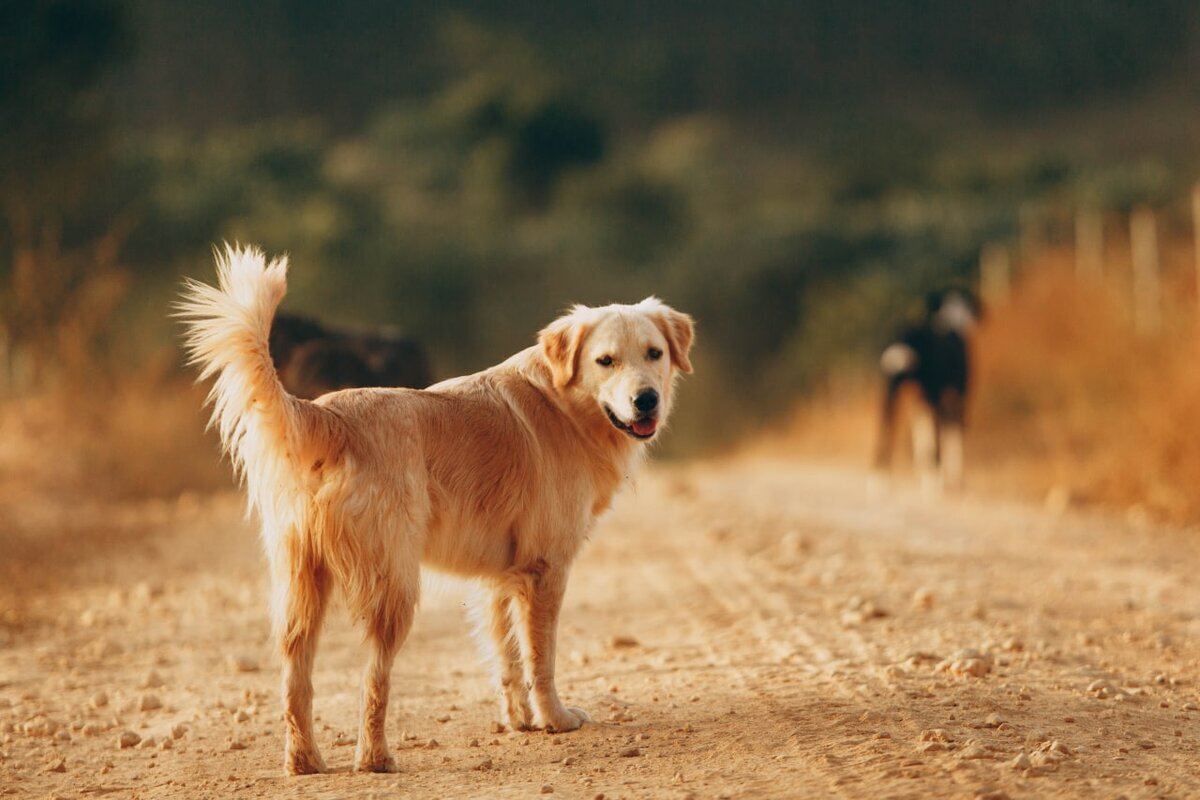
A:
603,403,659,439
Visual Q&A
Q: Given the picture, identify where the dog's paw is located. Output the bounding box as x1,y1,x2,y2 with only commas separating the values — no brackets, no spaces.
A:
284,748,328,776
354,753,399,773
542,705,591,733
501,689,535,732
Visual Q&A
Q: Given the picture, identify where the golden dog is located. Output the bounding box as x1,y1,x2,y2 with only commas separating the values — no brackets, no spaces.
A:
177,245,694,775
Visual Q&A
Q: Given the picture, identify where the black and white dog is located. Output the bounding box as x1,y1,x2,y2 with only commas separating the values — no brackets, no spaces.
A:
875,288,981,492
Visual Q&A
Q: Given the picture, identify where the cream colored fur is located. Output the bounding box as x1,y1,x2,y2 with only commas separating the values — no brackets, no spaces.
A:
177,244,694,775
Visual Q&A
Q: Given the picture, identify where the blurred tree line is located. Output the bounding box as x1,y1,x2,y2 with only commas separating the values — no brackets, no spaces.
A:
2,0,1198,450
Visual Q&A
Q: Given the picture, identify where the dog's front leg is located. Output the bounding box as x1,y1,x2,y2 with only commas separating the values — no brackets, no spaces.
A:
514,564,590,733
471,587,535,731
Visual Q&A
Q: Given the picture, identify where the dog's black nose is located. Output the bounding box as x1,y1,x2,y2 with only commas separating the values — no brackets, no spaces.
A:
633,389,659,414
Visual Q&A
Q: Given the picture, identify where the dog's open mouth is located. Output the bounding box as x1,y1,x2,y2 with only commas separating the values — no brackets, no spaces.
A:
604,404,658,439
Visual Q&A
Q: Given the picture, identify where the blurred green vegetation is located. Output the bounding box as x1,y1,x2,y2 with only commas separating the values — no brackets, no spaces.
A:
2,2,1198,455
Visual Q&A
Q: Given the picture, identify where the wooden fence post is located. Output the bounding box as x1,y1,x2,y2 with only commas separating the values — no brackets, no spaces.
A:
1075,208,1104,280
1192,184,1200,312
980,243,1011,306
1130,206,1161,336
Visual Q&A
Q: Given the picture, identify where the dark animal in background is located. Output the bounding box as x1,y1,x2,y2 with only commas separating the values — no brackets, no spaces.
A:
269,313,432,399
875,288,982,492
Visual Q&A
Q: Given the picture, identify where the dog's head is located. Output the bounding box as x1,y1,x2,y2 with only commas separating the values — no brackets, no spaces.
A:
539,298,694,442
925,288,982,334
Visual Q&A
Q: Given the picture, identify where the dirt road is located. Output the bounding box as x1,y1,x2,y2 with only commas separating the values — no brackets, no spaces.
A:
2,458,1198,799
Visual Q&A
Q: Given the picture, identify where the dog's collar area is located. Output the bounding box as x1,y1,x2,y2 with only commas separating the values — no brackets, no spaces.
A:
603,404,657,440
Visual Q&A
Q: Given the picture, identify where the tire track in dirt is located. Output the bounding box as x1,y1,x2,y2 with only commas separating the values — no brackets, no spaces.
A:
4,459,1200,799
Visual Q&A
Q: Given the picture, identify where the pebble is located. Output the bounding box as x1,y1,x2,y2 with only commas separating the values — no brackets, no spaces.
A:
982,713,1004,728
171,724,187,739
87,639,123,659
425,738,439,749
435,714,451,723
959,744,990,760
563,755,578,766
235,709,250,723
227,654,259,673
44,757,67,773
619,746,641,757
841,598,889,626
118,731,141,749
973,789,1010,800
1009,753,1031,770
911,587,935,609
950,658,990,678
138,694,162,712
609,635,640,649
91,691,109,709
920,729,953,743
142,671,165,689
228,739,247,750
490,722,505,734
159,737,174,751
473,757,494,771
131,581,165,605
468,738,480,747
139,736,157,749
1086,679,1127,699
540,785,554,794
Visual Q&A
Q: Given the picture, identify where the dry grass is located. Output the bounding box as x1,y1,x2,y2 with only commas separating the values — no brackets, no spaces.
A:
760,246,1200,522
971,255,1200,520
0,357,230,508
8,242,1200,523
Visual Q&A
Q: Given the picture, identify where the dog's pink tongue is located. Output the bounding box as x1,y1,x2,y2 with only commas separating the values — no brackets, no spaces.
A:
632,418,658,437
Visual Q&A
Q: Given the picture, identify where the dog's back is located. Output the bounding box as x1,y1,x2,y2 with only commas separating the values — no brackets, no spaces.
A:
270,313,432,399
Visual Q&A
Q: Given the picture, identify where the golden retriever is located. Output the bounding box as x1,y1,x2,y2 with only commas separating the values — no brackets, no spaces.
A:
177,245,694,775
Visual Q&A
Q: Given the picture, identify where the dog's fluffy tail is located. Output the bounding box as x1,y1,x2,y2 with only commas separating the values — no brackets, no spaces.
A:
176,244,318,521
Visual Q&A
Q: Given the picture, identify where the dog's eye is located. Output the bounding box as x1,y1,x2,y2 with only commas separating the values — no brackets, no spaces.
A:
647,347,663,361
595,355,614,367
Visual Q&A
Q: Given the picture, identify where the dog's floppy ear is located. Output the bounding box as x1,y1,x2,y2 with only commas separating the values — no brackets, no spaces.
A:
640,297,695,374
539,308,591,388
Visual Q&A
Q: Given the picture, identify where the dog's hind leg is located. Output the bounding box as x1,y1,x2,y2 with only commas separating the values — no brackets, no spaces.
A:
469,584,534,732
277,558,331,776
875,375,903,472
938,388,966,492
352,582,415,773
941,423,964,491
911,404,941,497
512,563,590,733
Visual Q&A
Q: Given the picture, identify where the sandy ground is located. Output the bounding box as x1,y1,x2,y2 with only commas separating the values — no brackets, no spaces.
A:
1,458,1199,799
